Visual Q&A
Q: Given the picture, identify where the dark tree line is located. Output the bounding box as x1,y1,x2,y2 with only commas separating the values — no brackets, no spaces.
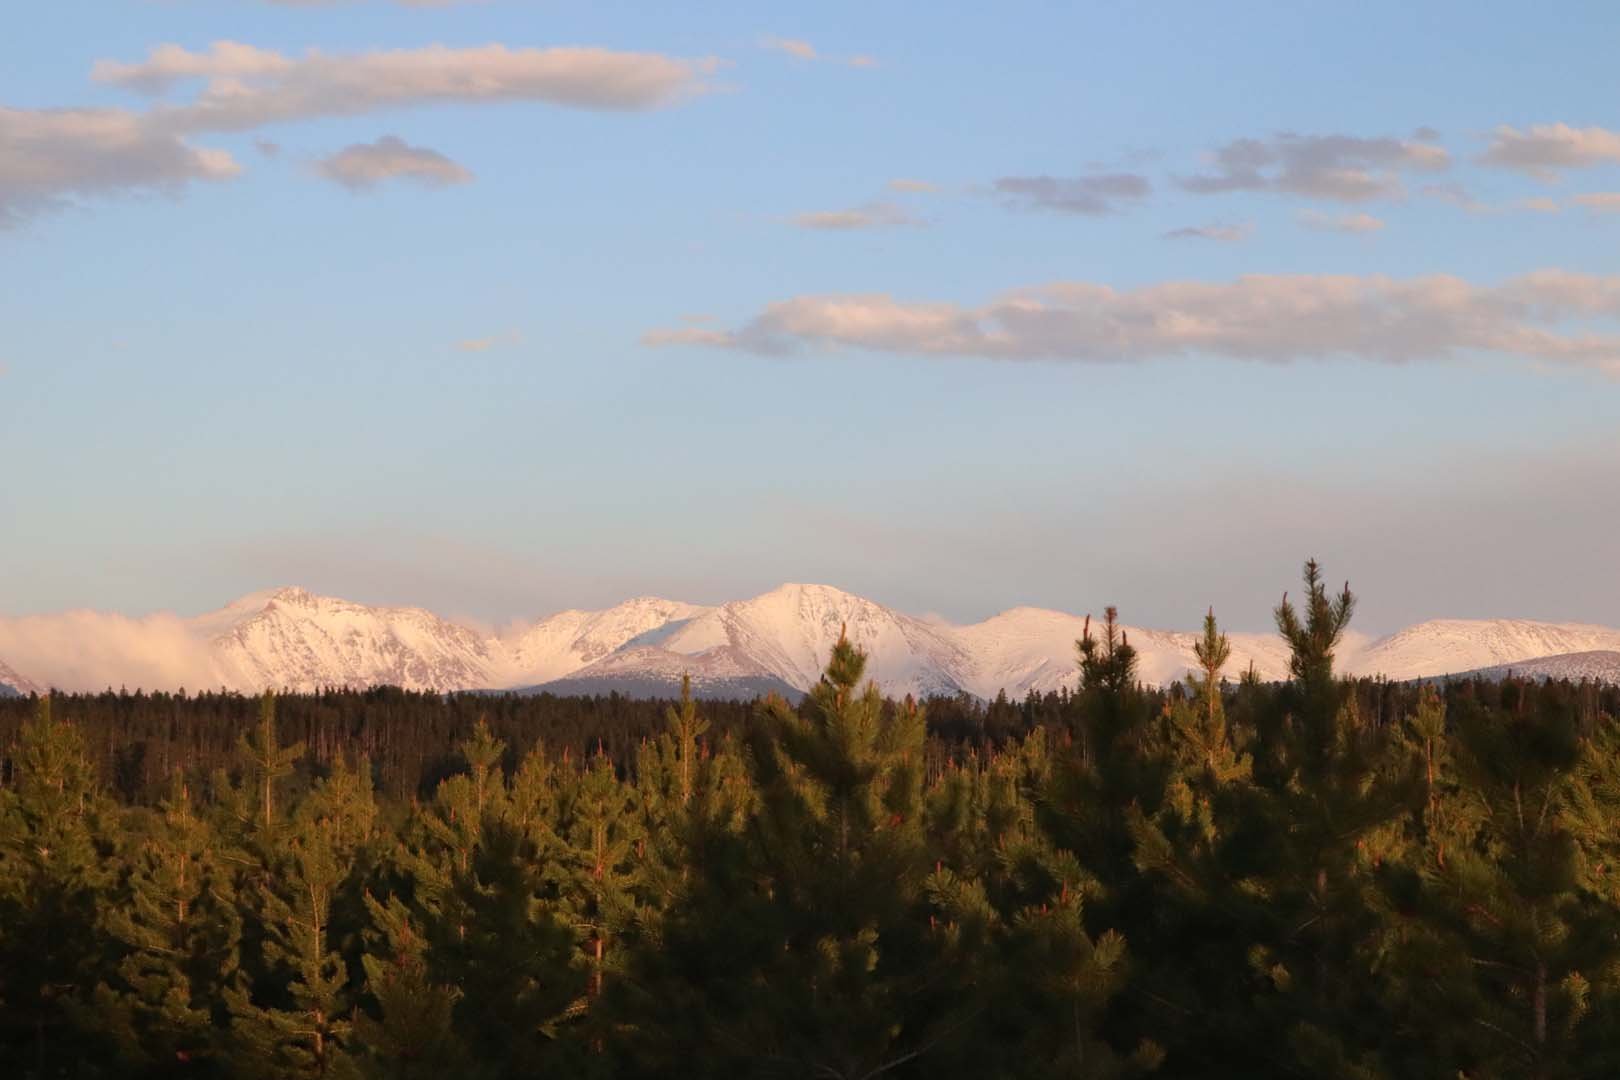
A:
3,559,1620,1078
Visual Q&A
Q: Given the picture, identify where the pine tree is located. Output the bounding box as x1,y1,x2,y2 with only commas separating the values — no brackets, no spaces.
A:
1388,688,1620,1077
88,773,243,1074
239,692,305,830
626,633,982,1077
226,755,375,1078
1246,562,1411,1075
666,675,709,809
0,696,115,1076
549,749,644,1021
401,722,586,1075
929,736,1161,1078
351,893,466,1080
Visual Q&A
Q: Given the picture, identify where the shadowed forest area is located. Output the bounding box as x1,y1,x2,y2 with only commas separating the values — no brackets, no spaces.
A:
4,562,1620,1078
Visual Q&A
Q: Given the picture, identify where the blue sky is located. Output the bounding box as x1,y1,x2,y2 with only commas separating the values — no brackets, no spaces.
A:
3,0,1618,633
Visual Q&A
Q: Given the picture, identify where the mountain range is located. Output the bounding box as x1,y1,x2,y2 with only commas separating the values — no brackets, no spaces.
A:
2,584,1619,700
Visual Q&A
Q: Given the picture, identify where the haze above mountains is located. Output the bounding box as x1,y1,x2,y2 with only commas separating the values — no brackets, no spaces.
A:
2,584,1619,700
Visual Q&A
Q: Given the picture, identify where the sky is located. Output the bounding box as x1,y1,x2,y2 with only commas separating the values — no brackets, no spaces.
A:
2,0,1619,635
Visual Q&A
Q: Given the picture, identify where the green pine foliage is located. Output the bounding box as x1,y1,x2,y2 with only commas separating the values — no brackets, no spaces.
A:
5,560,1620,1077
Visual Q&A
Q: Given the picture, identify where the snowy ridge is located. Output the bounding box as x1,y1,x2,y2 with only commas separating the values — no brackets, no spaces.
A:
3,584,1620,698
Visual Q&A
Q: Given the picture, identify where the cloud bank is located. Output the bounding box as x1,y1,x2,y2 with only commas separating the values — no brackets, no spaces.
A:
642,270,1620,373
0,611,226,693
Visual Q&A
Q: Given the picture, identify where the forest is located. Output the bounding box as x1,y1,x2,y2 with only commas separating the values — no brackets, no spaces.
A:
4,561,1620,1079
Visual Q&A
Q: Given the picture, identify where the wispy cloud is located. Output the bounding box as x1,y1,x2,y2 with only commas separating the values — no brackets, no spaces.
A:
642,270,1620,373
641,326,734,348
759,36,818,61
266,1,479,6
1297,209,1385,234
1572,192,1620,213
758,36,875,68
1178,130,1448,202
992,173,1151,215
456,330,522,352
316,135,472,190
1163,221,1252,243
791,201,923,231
887,178,938,194
1420,184,1563,215
1481,123,1620,180
93,41,721,132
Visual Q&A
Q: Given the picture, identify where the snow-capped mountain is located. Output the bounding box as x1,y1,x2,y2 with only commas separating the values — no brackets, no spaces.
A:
1343,620,1620,681
650,584,975,699
498,597,712,686
952,607,1301,695
3,584,1619,698
207,588,499,694
0,658,38,697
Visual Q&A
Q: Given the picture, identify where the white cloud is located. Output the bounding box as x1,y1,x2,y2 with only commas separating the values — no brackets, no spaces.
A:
1297,209,1385,234
1163,221,1252,243
993,173,1150,215
642,270,1620,373
93,41,720,132
792,201,922,230
1179,131,1449,202
887,178,938,193
0,106,240,225
316,135,472,190
1481,123,1620,179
